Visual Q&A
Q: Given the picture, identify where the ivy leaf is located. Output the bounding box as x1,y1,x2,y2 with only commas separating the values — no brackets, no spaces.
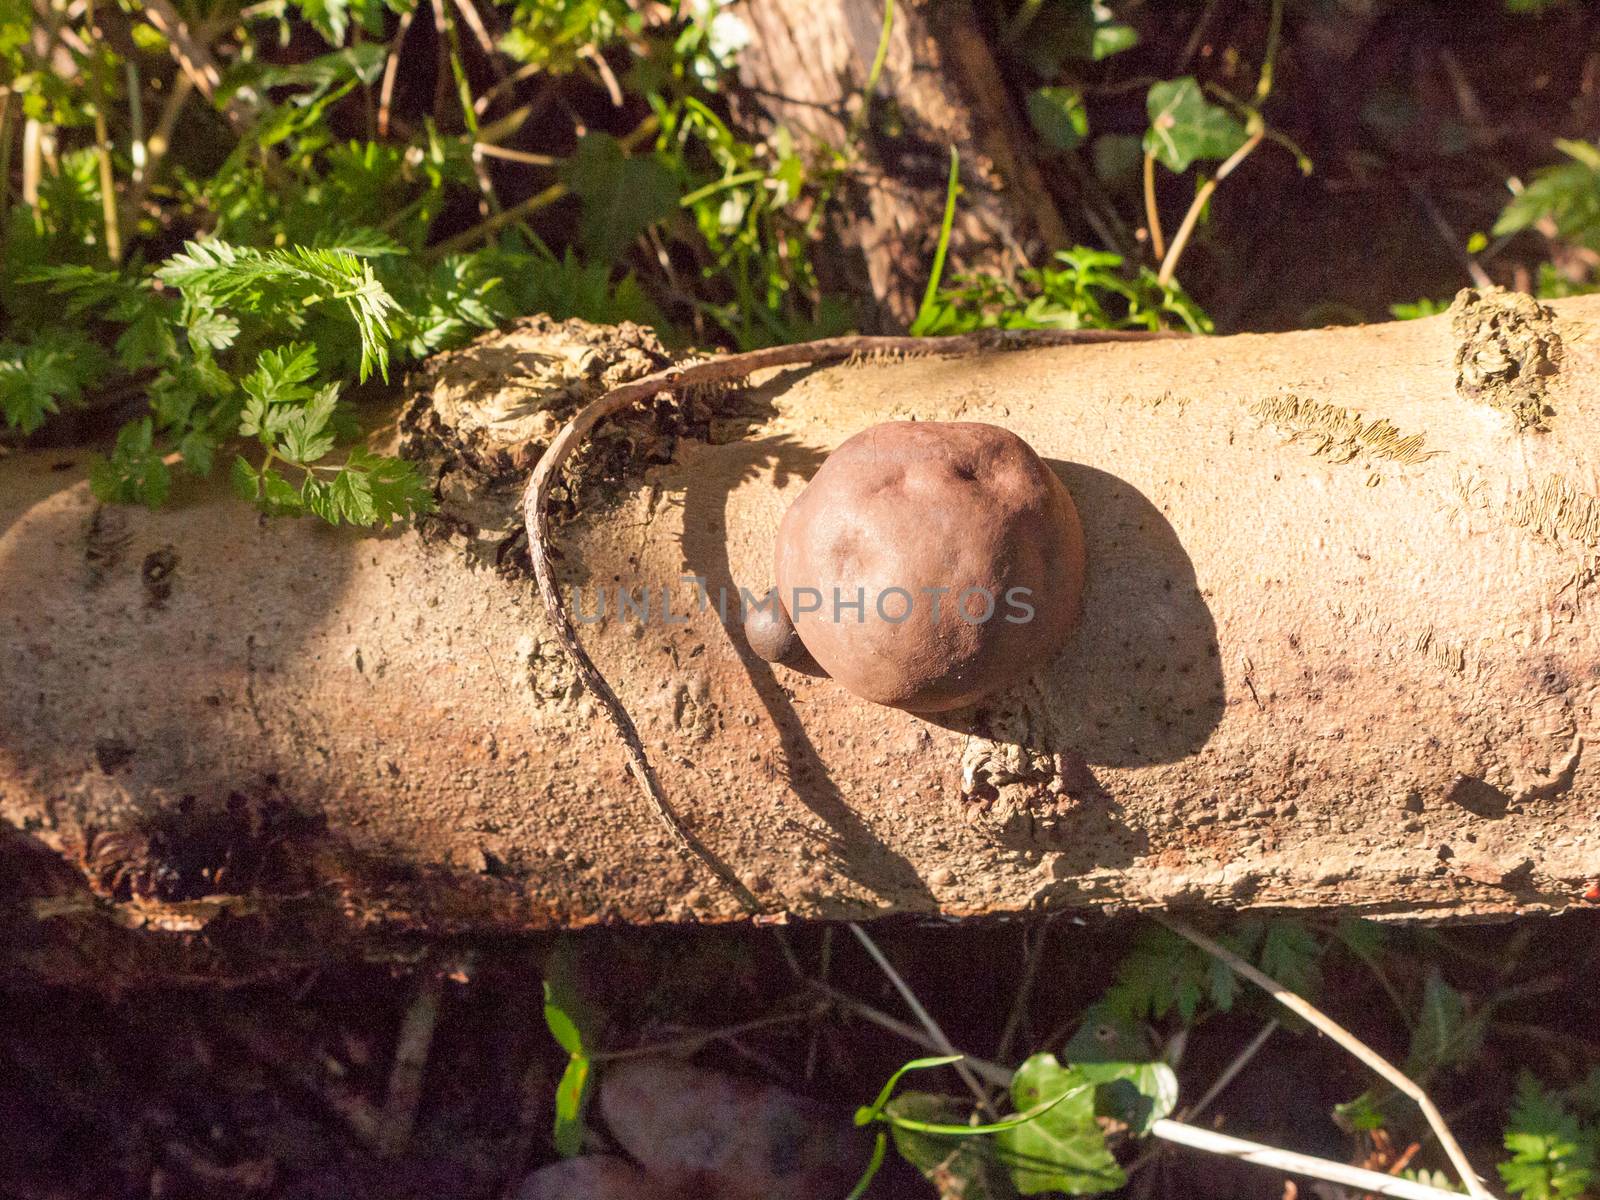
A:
1063,1002,1155,1065
997,1055,1125,1196
886,1091,1019,1199
1027,87,1089,153
1075,1060,1179,1137
1087,13,1138,59
1016,0,1136,74
1143,77,1248,173
562,132,679,260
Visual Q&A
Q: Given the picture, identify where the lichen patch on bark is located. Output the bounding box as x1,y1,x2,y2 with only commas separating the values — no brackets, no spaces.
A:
1450,286,1562,429
399,316,746,566
404,315,675,475
1507,473,1600,548
1249,393,1435,465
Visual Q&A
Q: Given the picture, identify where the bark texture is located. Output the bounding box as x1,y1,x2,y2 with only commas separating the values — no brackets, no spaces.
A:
5,295,1600,974
732,0,1063,329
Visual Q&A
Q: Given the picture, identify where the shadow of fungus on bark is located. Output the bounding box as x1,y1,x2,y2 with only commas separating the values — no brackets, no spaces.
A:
745,421,1087,713
739,429,1227,850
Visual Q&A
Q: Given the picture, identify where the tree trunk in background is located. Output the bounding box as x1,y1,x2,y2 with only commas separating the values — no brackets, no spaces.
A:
5,294,1600,983
732,0,1066,330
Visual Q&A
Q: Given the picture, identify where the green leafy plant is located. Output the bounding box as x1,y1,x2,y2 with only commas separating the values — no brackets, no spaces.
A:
1091,918,1321,1032
1000,1055,1178,1195
1496,140,1600,250
1500,1074,1597,1200
914,246,1212,336
1138,0,1310,289
1335,969,1492,1134
1002,0,1139,77
656,96,852,348
499,0,639,73
1391,297,1451,320
0,0,841,525
910,151,1209,337
542,941,598,1158
845,1052,1175,1200
851,1049,1177,1200
1489,138,1600,299
1143,76,1249,175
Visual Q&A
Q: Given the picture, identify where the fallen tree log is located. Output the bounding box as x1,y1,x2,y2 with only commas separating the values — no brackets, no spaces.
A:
5,293,1600,972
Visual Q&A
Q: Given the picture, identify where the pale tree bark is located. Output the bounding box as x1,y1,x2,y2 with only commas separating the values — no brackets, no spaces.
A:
732,0,1069,329
4,294,1600,979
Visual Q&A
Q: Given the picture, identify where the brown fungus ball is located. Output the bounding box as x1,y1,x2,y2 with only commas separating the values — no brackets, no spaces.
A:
764,421,1085,712
743,594,803,665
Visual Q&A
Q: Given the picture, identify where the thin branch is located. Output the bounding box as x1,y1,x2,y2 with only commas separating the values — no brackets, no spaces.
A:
1151,1119,1471,1200
21,117,42,209
1158,129,1262,287
1127,1018,1280,1180
1406,177,1493,289
428,113,659,259
816,969,1469,1200
475,100,536,146
140,0,248,129
810,979,1012,1086
1186,1018,1279,1122
126,70,193,217
849,922,996,1118
0,91,12,232
1142,151,1166,261
474,62,543,116
85,0,121,261
449,0,506,75
581,45,623,107
376,968,444,1157
1177,0,1222,71
225,1014,388,1152
124,59,144,187
377,5,416,139
1254,0,1284,105
520,328,1180,909
994,918,1050,1071
472,142,558,167
595,1006,824,1062
1151,913,1495,1200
